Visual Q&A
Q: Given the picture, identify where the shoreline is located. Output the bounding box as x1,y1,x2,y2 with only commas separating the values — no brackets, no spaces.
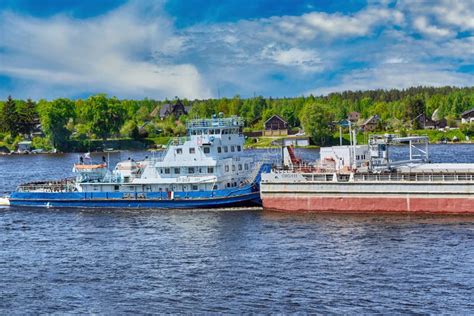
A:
0,141,472,155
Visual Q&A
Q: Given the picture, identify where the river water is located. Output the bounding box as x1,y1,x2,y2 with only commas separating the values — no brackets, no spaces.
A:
1,145,473,313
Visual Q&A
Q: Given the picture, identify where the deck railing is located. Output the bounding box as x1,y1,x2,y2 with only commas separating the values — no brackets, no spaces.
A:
17,179,77,192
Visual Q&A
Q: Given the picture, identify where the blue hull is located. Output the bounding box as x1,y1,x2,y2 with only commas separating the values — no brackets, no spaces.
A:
9,164,272,209
9,187,261,209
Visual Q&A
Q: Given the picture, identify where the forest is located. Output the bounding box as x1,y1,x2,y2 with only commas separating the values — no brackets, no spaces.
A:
0,86,473,152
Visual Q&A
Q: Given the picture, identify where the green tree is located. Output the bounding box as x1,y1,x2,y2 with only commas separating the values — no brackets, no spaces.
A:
300,102,334,146
17,98,37,136
37,98,75,149
81,95,125,140
405,96,425,120
2,96,19,136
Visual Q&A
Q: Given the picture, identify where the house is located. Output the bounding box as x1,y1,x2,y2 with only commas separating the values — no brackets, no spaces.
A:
413,114,435,129
461,108,474,124
263,115,289,136
348,111,360,123
430,108,448,129
156,99,191,120
360,115,380,132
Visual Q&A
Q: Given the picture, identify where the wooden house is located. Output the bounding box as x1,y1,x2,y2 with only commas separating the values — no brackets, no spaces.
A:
360,115,380,132
264,115,289,136
461,108,474,124
156,99,191,120
348,111,360,123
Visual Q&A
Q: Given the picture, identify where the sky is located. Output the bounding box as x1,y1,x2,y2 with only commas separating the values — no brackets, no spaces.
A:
0,0,473,100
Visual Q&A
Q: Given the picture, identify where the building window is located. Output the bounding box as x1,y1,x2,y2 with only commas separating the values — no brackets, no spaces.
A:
231,146,235,152
238,164,242,171
224,146,228,153
189,147,195,154
232,165,236,171
176,148,182,154
165,168,170,174
217,147,222,153
188,167,195,174
244,163,249,170
225,165,229,172
203,147,210,154
208,167,214,173
174,168,180,174
237,145,241,152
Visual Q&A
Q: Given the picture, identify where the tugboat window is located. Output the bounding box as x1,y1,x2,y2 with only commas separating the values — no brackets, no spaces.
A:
189,147,195,154
174,168,180,174
188,167,195,173
217,147,222,153
176,148,183,154
208,167,214,173
203,147,210,154
192,185,198,191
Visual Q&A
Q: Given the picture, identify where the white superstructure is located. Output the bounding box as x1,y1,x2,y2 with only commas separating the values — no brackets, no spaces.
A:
75,117,256,193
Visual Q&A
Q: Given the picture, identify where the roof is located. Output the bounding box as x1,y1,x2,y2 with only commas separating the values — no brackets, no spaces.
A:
361,115,379,126
461,108,474,118
159,103,173,117
149,106,160,117
264,114,287,125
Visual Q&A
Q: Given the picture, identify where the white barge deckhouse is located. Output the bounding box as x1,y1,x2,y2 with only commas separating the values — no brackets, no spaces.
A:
9,116,271,209
261,135,474,214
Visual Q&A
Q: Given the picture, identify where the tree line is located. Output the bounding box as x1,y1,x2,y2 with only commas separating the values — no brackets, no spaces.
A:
0,86,473,149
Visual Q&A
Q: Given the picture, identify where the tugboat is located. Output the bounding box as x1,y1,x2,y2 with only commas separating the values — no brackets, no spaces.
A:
8,116,271,209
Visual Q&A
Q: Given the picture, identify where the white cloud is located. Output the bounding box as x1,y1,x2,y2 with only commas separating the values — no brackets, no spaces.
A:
0,3,211,99
0,0,472,99
398,0,474,38
267,6,404,41
413,16,454,38
261,46,322,72
311,63,474,95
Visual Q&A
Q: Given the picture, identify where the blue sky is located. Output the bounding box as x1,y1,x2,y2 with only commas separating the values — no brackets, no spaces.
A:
0,0,473,100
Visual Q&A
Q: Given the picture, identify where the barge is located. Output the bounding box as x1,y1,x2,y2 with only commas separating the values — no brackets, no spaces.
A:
261,135,474,214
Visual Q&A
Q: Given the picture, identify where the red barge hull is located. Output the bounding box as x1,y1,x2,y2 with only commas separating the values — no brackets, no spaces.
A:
262,195,474,214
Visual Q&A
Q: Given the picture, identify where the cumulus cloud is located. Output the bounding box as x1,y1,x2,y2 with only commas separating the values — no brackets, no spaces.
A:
0,0,472,99
311,63,474,95
0,3,211,99
261,46,322,72
398,0,474,38
413,16,454,37
257,6,404,43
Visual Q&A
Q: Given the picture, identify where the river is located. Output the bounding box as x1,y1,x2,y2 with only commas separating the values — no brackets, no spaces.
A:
0,145,473,313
